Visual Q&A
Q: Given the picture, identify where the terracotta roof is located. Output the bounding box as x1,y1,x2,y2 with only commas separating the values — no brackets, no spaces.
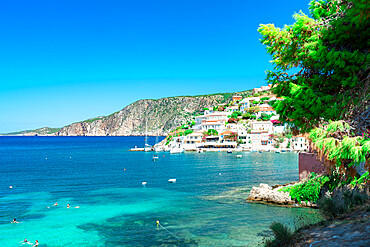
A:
220,131,233,135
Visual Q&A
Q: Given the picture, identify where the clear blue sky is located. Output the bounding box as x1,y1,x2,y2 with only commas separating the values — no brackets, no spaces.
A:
0,0,310,133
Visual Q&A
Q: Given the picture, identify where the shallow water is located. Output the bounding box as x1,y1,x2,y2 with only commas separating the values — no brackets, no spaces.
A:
0,137,319,246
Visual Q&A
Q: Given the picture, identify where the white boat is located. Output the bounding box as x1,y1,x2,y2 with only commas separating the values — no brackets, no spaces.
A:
142,182,147,185
197,149,203,153
144,144,152,152
168,179,176,183
236,154,242,158
170,147,184,154
152,155,159,161
227,149,232,153
154,146,163,152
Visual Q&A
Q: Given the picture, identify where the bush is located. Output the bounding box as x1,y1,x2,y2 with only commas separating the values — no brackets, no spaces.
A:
261,96,270,101
203,108,209,111
318,186,368,218
242,113,252,119
184,129,193,136
279,175,330,203
207,129,218,136
265,222,294,247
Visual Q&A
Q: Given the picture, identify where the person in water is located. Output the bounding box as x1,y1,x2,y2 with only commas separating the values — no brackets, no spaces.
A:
12,218,19,223
33,240,39,246
67,203,70,208
53,202,58,206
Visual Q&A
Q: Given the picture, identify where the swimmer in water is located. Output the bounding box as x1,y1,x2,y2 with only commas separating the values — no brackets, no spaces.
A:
20,239,32,245
74,206,80,208
53,202,58,206
11,218,19,223
33,240,39,246
67,203,70,208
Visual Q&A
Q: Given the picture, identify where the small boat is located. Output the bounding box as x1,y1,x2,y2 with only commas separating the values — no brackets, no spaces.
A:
142,182,147,185
154,146,163,152
259,151,263,153
275,150,281,153
168,179,176,183
251,150,257,153
236,154,242,158
152,155,159,161
227,149,232,153
197,149,203,153
170,146,184,154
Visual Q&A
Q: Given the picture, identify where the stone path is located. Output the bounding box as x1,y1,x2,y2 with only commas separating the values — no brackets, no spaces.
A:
295,206,370,246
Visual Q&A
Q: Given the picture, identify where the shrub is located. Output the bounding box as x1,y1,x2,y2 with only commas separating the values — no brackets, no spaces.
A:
279,175,330,203
207,129,218,136
184,129,193,136
261,96,270,101
203,108,209,111
265,222,294,247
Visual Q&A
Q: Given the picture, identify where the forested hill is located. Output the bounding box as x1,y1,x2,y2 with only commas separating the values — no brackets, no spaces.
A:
5,90,252,136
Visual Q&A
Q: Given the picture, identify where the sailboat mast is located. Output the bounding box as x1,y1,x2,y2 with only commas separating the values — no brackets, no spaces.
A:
145,120,148,147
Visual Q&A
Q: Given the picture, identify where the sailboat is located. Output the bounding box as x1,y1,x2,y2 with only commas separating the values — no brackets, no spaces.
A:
144,121,152,152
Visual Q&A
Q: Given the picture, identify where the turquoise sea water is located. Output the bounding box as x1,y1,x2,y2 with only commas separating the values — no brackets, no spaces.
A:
0,137,319,246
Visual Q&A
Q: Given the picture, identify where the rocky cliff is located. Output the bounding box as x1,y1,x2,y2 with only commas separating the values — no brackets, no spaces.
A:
55,91,252,136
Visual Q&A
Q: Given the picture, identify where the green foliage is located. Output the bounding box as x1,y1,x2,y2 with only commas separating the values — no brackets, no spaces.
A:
257,119,262,121
246,106,260,114
207,129,218,136
261,113,273,121
260,96,270,101
213,106,218,111
181,124,189,129
350,171,370,187
264,222,294,247
309,120,369,171
184,129,194,136
258,0,369,132
318,188,368,218
279,175,330,203
203,108,209,111
242,113,253,119
285,134,292,139
252,100,259,105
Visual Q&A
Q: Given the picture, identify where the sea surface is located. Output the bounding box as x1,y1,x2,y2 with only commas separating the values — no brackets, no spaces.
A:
0,136,320,246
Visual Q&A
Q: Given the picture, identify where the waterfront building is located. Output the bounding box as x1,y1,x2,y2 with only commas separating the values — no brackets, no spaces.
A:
251,121,273,134
251,130,272,150
183,132,203,151
292,135,309,151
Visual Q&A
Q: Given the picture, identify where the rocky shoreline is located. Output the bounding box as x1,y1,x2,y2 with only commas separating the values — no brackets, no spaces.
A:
247,183,317,208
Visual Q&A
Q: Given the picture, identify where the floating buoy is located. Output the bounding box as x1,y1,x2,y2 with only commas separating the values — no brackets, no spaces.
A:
45,158,47,159
219,173,221,176
70,157,71,159
9,186,12,189
142,182,147,185
168,179,176,183
124,169,126,171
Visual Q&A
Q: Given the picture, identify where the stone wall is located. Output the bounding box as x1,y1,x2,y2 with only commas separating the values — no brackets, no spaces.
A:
298,152,325,181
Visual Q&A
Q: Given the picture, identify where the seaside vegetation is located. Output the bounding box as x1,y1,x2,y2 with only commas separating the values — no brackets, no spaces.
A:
259,0,369,177
259,0,369,245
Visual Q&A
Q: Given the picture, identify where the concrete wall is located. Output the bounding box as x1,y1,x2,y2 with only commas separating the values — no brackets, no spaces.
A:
298,152,325,181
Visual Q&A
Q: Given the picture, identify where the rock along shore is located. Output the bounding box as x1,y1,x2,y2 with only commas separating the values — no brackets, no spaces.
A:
247,183,317,207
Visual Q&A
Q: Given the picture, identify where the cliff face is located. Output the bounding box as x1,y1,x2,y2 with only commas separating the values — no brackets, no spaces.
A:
56,91,251,136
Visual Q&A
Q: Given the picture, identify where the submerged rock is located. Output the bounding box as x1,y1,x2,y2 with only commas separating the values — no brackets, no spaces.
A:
247,183,295,205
